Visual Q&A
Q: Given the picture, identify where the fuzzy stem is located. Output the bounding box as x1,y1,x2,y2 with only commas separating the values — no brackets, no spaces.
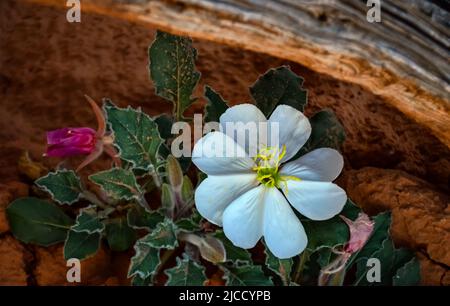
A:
136,194,151,211
293,250,309,284
81,190,108,209
150,170,162,189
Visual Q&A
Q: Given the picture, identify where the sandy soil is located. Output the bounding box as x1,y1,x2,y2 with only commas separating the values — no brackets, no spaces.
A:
0,0,448,285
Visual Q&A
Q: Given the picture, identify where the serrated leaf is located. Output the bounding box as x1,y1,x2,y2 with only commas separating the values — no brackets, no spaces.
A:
250,66,307,117
128,241,161,279
149,31,200,120
204,85,228,122
316,247,333,268
294,109,345,159
72,207,104,234
154,114,173,140
340,199,361,220
127,206,164,231
354,238,395,285
303,216,349,252
35,170,82,205
165,256,206,286
64,230,101,260
176,210,202,232
214,231,252,264
105,217,137,252
6,197,73,246
131,275,152,286
223,264,273,286
392,248,415,272
393,257,420,286
265,247,293,285
104,102,162,170
140,219,178,249
89,168,141,200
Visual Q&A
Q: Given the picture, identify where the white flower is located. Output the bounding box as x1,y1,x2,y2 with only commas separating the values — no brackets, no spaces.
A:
192,104,347,259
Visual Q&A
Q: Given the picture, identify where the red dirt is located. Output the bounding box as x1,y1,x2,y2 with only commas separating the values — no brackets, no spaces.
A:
0,0,448,285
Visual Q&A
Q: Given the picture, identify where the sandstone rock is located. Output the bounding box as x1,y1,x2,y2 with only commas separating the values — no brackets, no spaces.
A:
34,243,112,285
0,187,13,234
0,181,30,234
339,167,450,269
0,235,29,285
417,253,448,286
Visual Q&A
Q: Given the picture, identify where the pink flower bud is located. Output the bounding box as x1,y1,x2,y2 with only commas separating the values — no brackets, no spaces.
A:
45,127,97,157
341,213,374,254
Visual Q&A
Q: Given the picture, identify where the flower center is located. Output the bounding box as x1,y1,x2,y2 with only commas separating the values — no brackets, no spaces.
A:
253,145,299,189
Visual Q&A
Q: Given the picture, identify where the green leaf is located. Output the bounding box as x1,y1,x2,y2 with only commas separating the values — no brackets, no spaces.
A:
89,168,141,200
72,207,105,234
140,219,178,249
223,264,273,286
149,31,200,120
6,197,73,246
303,216,349,252
63,230,101,260
250,66,307,117
316,247,333,268
35,170,82,205
393,257,420,286
128,242,161,279
105,217,137,252
127,206,164,231
340,199,361,220
204,86,228,122
392,248,415,272
165,256,207,286
104,102,162,170
355,238,395,285
131,275,152,286
154,114,173,140
265,247,293,285
294,109,345,159
176,210,202,232
214,231,252,264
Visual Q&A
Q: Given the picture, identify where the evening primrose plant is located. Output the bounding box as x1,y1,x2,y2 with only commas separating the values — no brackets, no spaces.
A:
6,31,420,286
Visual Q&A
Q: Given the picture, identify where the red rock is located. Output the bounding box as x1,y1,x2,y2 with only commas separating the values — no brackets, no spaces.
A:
0,235,29,285
339,167,450,269
34,243,112,285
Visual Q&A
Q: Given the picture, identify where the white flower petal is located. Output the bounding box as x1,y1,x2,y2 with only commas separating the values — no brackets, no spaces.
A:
220,104,267,156
268,105,311,162
280,148,344,182
263,188,307,259
222,185,265,249
282,180,347,221
195,174,258,226
192,131,255,175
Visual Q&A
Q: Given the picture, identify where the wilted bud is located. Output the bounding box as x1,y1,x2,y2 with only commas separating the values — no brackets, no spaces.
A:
166,155,183,191
341,213,374,254
179,233,226,264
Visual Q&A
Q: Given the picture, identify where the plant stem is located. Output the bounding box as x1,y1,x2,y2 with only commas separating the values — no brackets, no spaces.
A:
293,250,309,284
136,194,151,211
150,170,162,189
81,190,108,209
